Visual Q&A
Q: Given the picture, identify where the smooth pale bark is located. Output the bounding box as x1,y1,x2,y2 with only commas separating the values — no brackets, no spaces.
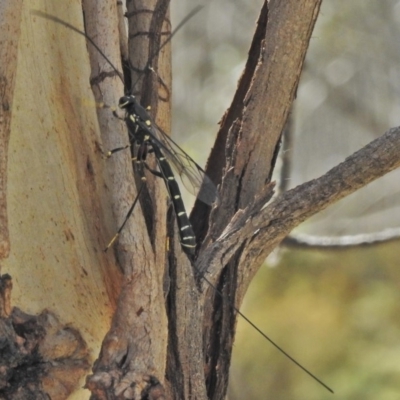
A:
0,0,23,260
3,1,121,398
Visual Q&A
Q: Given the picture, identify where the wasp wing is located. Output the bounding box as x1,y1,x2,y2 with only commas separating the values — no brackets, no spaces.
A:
144,122,218,206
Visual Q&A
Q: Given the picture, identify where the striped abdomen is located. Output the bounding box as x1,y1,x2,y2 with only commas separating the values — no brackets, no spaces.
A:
152,145,196,255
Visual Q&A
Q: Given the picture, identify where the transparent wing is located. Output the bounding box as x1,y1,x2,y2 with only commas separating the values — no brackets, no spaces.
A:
144,122,218,206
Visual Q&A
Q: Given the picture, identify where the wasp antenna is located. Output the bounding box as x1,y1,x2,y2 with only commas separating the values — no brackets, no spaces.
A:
129,6,204,92
156,6,203,57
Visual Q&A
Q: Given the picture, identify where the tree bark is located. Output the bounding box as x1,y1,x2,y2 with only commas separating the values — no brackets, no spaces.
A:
2,0,400,399
0,0,23,261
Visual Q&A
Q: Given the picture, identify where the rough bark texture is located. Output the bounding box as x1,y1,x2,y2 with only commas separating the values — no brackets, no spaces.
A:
2,0,400,399
193,1,324,398
0,275,90,399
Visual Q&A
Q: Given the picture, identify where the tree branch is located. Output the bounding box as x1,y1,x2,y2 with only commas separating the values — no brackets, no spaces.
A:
199,127,400,292
247,125,400,273
83,0,169,397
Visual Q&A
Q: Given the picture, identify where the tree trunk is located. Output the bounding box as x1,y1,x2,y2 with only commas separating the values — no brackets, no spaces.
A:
1,0,400,399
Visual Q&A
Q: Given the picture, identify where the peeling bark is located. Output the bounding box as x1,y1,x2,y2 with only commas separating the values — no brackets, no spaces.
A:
0,276,90,399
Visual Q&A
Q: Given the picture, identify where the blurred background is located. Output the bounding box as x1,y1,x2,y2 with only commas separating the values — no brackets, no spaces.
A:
171,0,400,398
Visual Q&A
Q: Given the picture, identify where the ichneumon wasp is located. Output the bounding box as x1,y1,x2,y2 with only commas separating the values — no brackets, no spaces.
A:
31,7,333,395
105,92,218,254
31,7,214,256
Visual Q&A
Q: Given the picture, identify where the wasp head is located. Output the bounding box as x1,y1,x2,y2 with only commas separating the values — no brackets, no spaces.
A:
118,95,136,109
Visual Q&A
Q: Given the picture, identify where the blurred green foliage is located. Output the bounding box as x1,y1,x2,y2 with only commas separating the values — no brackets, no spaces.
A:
229,241,400,399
